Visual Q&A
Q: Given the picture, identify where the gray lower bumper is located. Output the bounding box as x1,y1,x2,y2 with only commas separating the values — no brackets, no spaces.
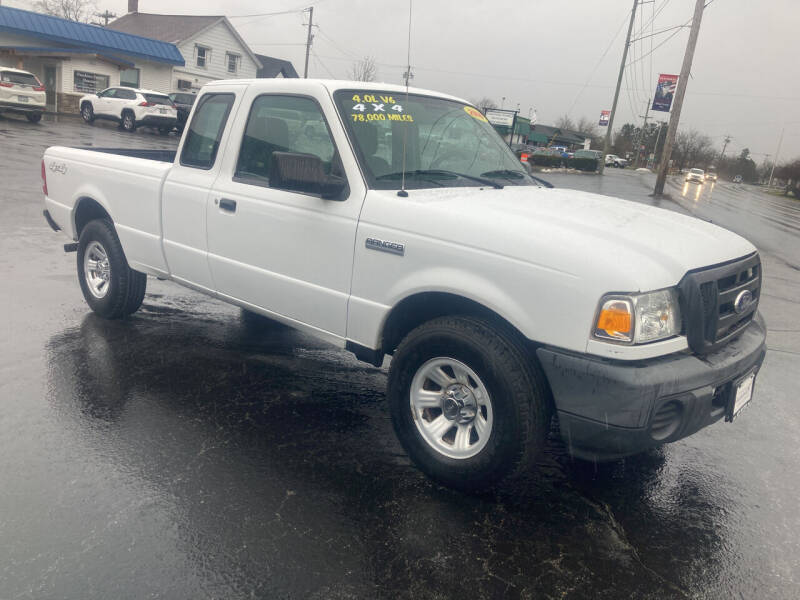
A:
536,313,767,461
0,100,45,114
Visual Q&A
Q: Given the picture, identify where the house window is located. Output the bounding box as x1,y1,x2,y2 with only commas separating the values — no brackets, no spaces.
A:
119,68,140,88
226,53,239,74
73,70,110,93
196,45,210,68
177,79,193,91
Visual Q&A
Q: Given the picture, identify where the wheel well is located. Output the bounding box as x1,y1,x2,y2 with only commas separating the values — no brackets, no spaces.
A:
381,292,520,356
74,198,111,238
80,101,91,110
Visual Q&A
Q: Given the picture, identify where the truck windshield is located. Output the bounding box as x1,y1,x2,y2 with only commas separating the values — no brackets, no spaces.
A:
333,89,534,190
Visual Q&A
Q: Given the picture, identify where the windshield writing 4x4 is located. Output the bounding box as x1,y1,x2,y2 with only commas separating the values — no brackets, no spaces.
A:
334,90,533,190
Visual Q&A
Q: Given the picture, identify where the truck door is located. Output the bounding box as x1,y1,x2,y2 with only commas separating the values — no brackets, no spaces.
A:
161,90,239,291
206,87,367,340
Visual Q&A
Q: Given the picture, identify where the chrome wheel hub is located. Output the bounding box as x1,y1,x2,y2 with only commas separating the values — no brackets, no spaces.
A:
409,357,493,460
83,241,111,299
442,385,478,424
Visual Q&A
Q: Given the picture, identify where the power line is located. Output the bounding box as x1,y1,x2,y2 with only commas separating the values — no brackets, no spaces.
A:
563,8,632,117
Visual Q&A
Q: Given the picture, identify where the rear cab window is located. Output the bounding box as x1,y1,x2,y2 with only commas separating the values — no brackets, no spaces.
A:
180,93,235,169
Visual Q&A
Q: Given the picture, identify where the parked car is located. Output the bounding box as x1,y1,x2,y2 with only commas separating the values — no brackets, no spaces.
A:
686,168,705,183
605,154,627,168
168,92,197,132
733,174,743,184
0,67,46,123
79,86,177,133
42,79,765,491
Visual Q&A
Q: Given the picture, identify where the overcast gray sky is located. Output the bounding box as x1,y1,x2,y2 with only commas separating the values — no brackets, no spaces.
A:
9,0,800,161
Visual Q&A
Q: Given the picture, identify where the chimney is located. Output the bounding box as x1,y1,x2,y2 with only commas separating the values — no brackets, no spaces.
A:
128,0,138,13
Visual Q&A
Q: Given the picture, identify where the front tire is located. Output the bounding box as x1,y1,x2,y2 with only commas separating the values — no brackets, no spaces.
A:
81,103,94,123
388,316,550,491
77,219,146,319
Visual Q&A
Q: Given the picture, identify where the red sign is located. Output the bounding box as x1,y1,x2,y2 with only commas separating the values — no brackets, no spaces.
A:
652,74,678,112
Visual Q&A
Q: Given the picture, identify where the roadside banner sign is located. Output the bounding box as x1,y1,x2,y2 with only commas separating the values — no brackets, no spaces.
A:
652,74,679,112
599,110,610,126
484,109,515,127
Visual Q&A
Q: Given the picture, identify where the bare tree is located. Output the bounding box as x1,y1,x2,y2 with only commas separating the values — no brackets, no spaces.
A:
575,116,599,138
473,97,497,113
349,57,378,82
34,0,97,22
555,115,576,131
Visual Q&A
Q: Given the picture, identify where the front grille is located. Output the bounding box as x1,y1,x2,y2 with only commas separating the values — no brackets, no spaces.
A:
678,252,761,354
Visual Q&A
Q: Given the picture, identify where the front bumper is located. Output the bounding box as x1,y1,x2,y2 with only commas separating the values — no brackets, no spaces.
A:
0,100,45,114
537,313,766,461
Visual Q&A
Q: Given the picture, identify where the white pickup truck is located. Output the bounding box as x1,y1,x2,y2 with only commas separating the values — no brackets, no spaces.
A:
42,79,766,491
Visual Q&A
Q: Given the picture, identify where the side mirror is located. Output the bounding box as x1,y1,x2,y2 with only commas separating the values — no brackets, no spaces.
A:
269,151,347,200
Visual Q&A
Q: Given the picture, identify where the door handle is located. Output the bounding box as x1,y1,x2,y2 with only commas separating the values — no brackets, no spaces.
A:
219,198,237,213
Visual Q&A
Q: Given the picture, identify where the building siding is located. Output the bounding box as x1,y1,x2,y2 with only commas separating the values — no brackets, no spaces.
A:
176,21,258,84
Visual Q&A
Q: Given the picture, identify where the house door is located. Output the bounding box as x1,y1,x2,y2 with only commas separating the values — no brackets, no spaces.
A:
43,66,56,109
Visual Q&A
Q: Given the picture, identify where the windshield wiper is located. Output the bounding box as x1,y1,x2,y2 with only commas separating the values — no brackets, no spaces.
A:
376,169,502,189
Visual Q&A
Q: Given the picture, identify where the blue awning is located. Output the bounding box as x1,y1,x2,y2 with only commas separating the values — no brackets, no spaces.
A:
0,6,184,66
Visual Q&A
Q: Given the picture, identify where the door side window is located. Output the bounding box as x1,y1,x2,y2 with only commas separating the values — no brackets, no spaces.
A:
234,95,338,187
180,93,235,169
99,88,116,98
117,89,136,100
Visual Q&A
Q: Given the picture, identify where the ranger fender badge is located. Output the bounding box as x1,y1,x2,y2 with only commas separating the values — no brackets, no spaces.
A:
49,161,67,174
366,237,405,256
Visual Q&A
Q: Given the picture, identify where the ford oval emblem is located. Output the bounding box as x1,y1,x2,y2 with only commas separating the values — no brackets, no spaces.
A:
734,290,754,314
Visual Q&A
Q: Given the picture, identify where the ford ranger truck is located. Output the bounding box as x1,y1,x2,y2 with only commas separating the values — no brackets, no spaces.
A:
41,79,766,491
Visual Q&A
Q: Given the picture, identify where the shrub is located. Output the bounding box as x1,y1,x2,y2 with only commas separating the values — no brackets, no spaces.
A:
528,154,564,168
567,157,598,172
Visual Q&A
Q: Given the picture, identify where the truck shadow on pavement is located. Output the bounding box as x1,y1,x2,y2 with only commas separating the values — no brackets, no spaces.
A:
43,305,728,599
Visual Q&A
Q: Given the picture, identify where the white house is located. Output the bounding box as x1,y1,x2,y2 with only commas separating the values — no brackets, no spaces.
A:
107,0,262,93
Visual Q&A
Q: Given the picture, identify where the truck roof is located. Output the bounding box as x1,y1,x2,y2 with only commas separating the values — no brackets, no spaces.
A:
202,78,471,106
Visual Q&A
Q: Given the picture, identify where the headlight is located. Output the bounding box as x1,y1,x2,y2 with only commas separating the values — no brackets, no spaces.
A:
594,289,681,344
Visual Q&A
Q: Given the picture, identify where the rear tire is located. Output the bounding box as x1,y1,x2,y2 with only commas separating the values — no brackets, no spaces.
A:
77,218,146,319
26,113,42,123
121,111,136,132
387,316,550,492
158,126,172,135
81,103,94,123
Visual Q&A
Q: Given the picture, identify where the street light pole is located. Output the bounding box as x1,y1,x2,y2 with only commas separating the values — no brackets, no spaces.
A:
599,0,638,175
653,0,705,196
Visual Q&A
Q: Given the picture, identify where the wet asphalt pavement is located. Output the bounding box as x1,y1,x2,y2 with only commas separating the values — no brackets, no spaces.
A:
1,113,799,599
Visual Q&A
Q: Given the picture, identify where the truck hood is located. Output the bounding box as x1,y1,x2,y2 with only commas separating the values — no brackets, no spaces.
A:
365,185,756,292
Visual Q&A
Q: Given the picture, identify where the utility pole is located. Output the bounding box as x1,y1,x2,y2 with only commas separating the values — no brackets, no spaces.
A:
94,10,117,26
768,125,785,188
303,6,314,79
719,134,731,163
599,0,638,175
651,121,665,168
634,97,651,168
653,0,705,196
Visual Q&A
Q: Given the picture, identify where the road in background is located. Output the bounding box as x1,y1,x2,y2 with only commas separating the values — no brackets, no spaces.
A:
1,115,799,599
